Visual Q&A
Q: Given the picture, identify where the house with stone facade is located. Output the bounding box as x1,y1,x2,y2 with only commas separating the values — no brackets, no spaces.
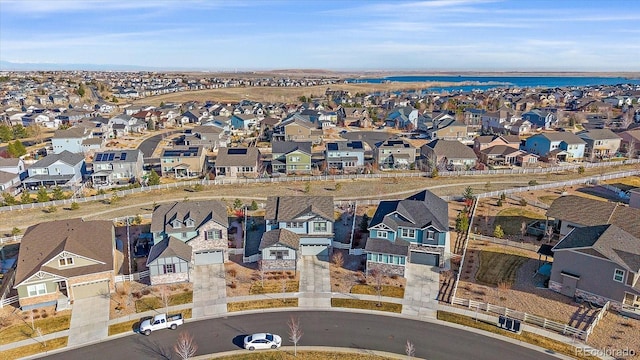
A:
13,219,122,310
365,190,450,277
150,200,229,266
258,229,300,271
146,237,192,285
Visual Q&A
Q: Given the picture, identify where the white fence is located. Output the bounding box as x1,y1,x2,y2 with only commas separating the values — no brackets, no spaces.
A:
468,233,541,252
228,248,245,255
114,270,150,283
0,235,22,245
450,198,478,301
451,297,588,340
349,248,365,256
0,295,18,308
584,301,610,341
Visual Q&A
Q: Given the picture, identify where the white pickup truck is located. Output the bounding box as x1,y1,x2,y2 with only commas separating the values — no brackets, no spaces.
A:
139,313,184,335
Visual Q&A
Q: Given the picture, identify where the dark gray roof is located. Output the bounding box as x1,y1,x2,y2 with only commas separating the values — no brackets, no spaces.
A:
482,144,521,156
539,132,586,144
365,237,409,256
265,196,334,222
146,236,192,265
259,229,300,250
0,170,18,183
422,139,477,159
577,129,620,141
52,127,87,139
271,141,312,155
151,200,228,234
370,190,449,232
215,147,260,167
93,149,141,163
31,151,84,168
552,224,640,272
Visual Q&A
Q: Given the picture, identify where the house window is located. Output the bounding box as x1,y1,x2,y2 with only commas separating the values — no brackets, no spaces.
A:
59,257,74,266
289,156,300,162
182,232,187,238
427,230,435,240
270,250,288,260
172,220,181,228
184,219,194,227
313,222,327,232
206,230,221,240
377,230,388,238
400,228,416,239
286,222,303,228
163,264,175,274
614,269,625,283
27,283,47,297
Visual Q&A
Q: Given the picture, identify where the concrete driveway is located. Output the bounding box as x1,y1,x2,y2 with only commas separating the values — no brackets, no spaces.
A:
192,264,227,318
67,296,110,347
402,263,440,318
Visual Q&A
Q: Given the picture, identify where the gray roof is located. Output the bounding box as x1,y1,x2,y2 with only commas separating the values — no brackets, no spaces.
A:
259,229,300,250
0,170,18,184
0,158,21,167
422,139,477,159
215,147,260,167
482,144,521,156
265,196,334,222
93,149,141,163
151,200,228,234
365,237,409,256
538,132,586,144
577,129,620,141
31,150,84,168
271,141,312,155
52,127,87,139
552,224,640,272
146,236,192,265
369,190,449,232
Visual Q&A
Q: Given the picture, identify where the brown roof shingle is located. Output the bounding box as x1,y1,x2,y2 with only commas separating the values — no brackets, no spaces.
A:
265,196,334,222
259,229,300,250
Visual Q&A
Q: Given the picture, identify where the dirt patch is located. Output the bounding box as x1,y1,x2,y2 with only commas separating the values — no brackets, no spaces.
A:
587,311,640,359
224,259,299,297
109,282,192,319
0,304,70,329
329,249,405,294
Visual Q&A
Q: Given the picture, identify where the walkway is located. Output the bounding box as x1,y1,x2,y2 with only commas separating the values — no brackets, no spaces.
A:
192,264,227,319
401,264,439,318
67,296,110,347
298,256,331,308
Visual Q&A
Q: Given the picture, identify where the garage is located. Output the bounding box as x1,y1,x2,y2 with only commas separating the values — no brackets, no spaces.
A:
410,251,439,266
194,250,224,265
72,280,110,299
300,244,329,257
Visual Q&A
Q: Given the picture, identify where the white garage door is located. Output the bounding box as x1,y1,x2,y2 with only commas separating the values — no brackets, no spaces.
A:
194,250,224,265
300,245,329,257
410,251,439,266
72,280,110,300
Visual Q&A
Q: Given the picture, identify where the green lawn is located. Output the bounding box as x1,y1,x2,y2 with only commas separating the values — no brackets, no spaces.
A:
350,284,405,298
0,336,68,360
227,299,298,312
134,291,193,313
475,250,528,286
494,207,545,235
331,298,402,313
0,314,71,345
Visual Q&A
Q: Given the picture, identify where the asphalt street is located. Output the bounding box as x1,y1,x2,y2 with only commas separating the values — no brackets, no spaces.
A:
41,311,560,360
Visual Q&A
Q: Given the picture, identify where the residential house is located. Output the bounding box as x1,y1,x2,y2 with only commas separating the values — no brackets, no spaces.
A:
549,224,640,310
473,135,520,156
365,190,450,277
628,188,640,209
618,129,640,158
479,145,523,166
51,127,93,154
160,146,206,178
274,115,323,144
271,141,312,174
13,219,121,310
521,109,558,130
214,147,261,178
324,140,365,173
183,125,228,150
420,139,477,171
577,129,622,160
374,139,417,170
23,151,85,189
258,229,300,271
385,106,419,129
481,107,520,133
0,157,26,179
522,132,586,162
150,200,229,265
108,114,147,137
91,150,144,188
426,118,469,141
230,114,259,131
0,170,21,196
146,237,192,285
264,196,334,257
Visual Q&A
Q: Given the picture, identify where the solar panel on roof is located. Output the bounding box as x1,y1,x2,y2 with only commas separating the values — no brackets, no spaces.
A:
348,141,363,149
96,153,104,161
327,143,338,151
227,148,247,155
120,152,127,161
108,153,115,161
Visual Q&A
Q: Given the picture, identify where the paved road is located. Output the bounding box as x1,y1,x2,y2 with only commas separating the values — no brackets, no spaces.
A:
41,311,559,360
137,131,179,158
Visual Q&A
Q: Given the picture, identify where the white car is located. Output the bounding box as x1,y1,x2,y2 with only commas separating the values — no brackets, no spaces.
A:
243,333,282,350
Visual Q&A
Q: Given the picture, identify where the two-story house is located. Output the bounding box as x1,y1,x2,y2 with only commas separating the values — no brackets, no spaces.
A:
90,149,144,188
521,109,558,130
374,139,417,170
160,146,207,178
183,125,228,150
271,141,312,174
273,115,323,144
473,135,521,156
0,157,24,195
230,114,259,131
264,196,334,258
365,190,450,277
51,127,93,154
522,132,586,162
420,139,477,171
13,219,121,310
214,147,261,178
22,151,86,190
577,129,622,160
324,140,365,173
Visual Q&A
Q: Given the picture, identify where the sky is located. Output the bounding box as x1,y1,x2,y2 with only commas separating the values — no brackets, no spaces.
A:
1,0,640,71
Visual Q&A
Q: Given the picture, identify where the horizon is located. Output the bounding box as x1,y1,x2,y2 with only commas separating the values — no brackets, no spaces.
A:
1,0,640,72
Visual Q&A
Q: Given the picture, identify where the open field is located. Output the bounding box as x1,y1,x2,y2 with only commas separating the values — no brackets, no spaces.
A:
475,250,529,286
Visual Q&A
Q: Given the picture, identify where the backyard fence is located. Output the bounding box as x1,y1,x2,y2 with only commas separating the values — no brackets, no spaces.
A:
468,233,541,252
0,235,22,245
0,295,18,308
451,296,589,340
584,301,610,342
450,197,478,301
114,270,150,283
0,269,17,308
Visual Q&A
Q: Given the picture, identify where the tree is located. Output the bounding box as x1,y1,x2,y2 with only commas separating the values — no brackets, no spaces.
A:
36,186,49,202
11,227,21,236
250,200,258,211
287,316,303,357
173,331,198,360
133,214,143,225
77,83,86,97
2,192,18,206
334,182,342,191
0,124,13,142
7,140,26,158
70,201,80,210
462,186,474,206
110,193,120,205
520,221,527,240
406,340,416,358
28,124,44,144
148,169,161,186
369,269,385,307
577,166,585,174
160,101,165,107
455,210,470,233
304,182,311,193
359,213,370,232
233,198,243,209
331,251,344,268
493,225,504,239
496,198,503,207
20,191,32,204
519,198,528,207
51,186,65,200
111,96,119,103
12,125,28,139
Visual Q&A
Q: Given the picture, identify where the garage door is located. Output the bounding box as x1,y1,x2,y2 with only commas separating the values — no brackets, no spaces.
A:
194,250,224,265
410,251,439,266
72,280,110,299
300,245,329,257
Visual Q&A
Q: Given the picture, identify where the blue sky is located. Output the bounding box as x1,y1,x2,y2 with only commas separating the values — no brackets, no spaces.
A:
1,0,639,71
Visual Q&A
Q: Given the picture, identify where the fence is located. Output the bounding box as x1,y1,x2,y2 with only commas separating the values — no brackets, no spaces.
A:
349,248,365,256
451,296,588,340
114,270,150,283
0,295,18,308
0,235,22,245
450,197,478,301
468,233,541,252
243,254,261,263
0,268,16,308
584,301,610,342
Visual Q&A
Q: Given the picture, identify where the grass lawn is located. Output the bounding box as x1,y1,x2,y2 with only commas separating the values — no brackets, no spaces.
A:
0,336,68,360
108,308,193,335
214,350,393,359
331,298,402,313
350,284,405,298
0,314,71,345
227,299,298,312
475,250,528,286
494,207,545,235
436,312,598,360
538,195,560,205
134,291,193,313
249,280,299,295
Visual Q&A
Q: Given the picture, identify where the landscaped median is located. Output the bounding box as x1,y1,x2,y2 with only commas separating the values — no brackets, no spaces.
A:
0,337,68,360
227,299,298,312
331,298,402,313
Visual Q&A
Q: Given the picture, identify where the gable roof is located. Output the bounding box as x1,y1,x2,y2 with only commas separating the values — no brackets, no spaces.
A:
52,127,87,139
146,237,192,265
552,224,640,272
537,132,586,144
271,141,312,155
150,200,228,234
14,219,114,286
577,129,620,141
31,150,84,168
265,196,334,222
259,229,300,250
422,139,477,159
370,190,448,232
215,147,260,167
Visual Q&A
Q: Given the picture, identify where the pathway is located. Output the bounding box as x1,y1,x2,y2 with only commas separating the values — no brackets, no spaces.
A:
67,296,110,347
298,256,331,308
401,264,439,318
192,264,227,319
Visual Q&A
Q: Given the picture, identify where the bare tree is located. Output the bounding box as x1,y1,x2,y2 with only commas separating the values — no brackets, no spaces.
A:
258,260,266,287
174,331,198,360
405,339,416,358
159,285,169,313
545,224,554,244
369,269,385,307
331,251,344,268
520,221,527,241
288,316,303,356
626,138,637,159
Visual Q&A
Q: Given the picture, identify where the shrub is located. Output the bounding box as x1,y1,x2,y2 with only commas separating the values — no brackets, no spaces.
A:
41,313,49,318
331,251,344,268
192,184,204,192
519,198,528,206
141,289,151,296
528,180,538,186
228,283,237,289
578,166,585,174
496,198,503,207
228,269,237,278
70,201,80,210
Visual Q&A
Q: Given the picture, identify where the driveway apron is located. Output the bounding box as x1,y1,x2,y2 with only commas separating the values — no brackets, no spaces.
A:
298,256,331,308
402,263,439,318
192,264,227,318
67,296,110,347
